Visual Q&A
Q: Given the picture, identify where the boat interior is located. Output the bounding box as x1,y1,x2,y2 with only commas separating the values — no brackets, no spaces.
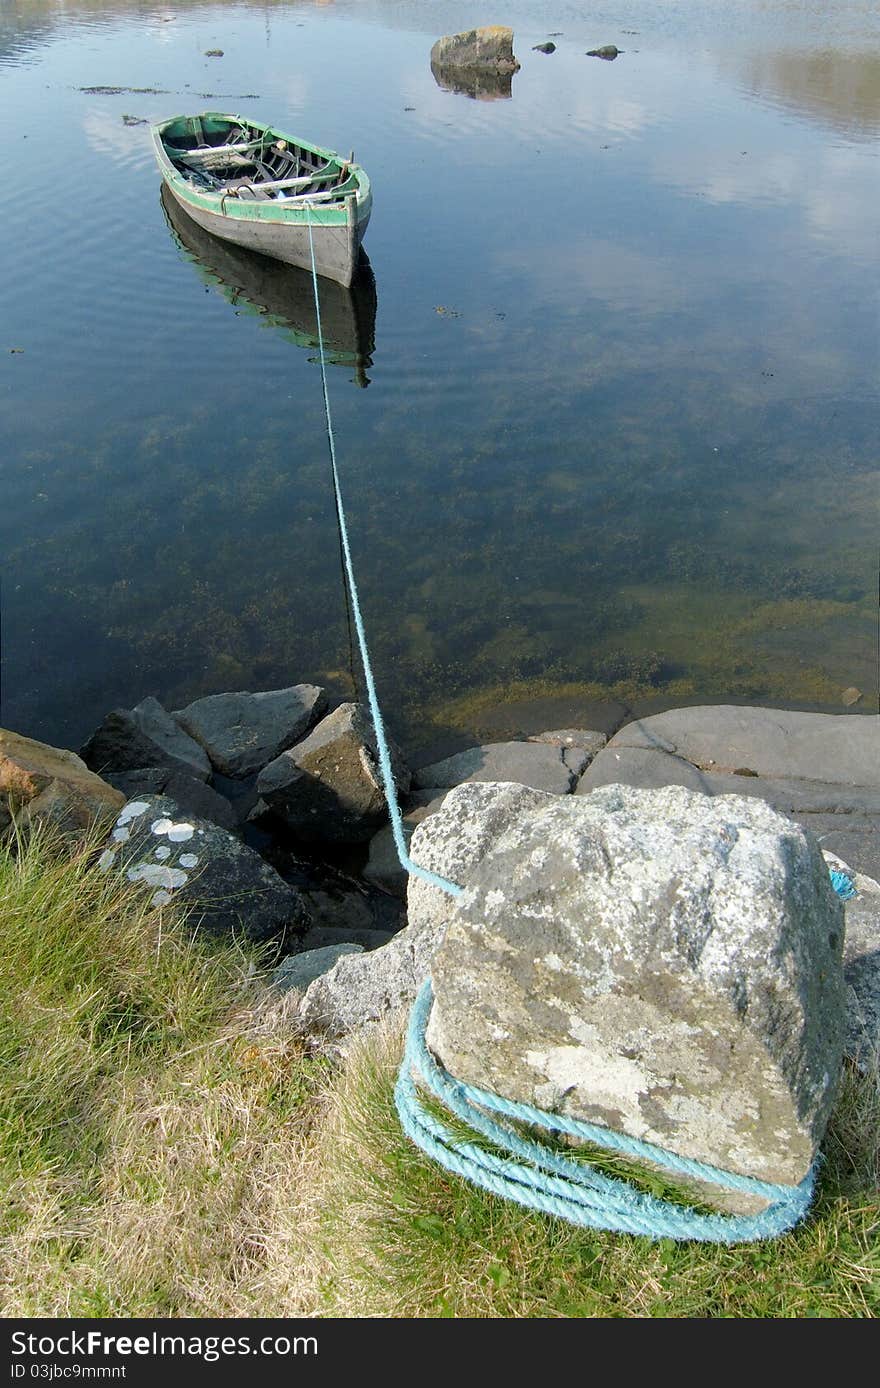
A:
162,116,354,203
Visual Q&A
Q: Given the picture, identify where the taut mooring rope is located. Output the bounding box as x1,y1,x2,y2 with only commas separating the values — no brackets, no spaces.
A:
303,210,854,1241
304,210,462,899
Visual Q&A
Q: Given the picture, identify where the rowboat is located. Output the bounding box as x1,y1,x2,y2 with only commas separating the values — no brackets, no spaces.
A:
160,184,377,387
150,112,372,287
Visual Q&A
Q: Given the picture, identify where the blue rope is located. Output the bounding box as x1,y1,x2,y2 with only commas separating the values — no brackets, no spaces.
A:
304,216,856,1241
830,869,857,901
395,980,815,1243
304,211,462,900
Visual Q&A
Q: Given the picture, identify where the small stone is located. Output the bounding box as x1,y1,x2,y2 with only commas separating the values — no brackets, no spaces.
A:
205,49,223,57
842,687,862,707
586,45,620,59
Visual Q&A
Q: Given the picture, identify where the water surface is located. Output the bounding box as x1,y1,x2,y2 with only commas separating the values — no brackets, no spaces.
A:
1,1,877,758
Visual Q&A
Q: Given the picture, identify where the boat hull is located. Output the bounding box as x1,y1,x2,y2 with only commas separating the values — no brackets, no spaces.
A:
151,114,372,288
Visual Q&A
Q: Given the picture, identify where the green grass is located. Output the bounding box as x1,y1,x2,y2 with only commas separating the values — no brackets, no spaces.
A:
306,1023,880,1318
1,827,878,1317
0,824,324,1317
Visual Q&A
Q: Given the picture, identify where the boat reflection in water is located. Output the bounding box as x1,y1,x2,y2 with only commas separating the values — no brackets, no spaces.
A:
160,184,377,386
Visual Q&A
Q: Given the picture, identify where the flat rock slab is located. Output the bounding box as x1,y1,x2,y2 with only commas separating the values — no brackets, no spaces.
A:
0,727,124,834
424,782,845,1213
578,707,880,878
101,794,310,943
601,706,879,785
173,685,326,777
273,944,363,994
81,696,211,782
529,728,608,753
256,701,410,844
413,742,574,795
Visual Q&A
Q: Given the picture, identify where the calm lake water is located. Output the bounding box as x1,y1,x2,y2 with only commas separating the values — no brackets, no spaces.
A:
1,0,878,760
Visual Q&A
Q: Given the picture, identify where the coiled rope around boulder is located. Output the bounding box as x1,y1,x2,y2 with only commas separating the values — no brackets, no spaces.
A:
304,212,855,1243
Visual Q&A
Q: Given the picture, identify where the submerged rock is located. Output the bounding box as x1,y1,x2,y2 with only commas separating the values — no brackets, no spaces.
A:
425,783,845,1212
0,727,124,835
256,702,410,844
173,684,326,777
81,696,211,782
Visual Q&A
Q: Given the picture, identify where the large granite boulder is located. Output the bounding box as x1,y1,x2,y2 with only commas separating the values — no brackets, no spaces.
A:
256,702,410,844
430,26,520,72
0,728,124,835
173,685,326,777
100,794,309,943
424,783,845,1212
578,706,880,880
413,741,574,794
81,696,211,782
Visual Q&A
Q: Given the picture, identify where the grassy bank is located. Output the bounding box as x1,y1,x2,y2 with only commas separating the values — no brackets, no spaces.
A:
1,830,878,1317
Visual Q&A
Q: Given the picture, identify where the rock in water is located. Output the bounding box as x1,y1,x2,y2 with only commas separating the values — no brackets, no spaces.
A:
423,782,845,1212
173,685,326,777
532,42,556,54
81,696,211,781
256,701,410,844
0,727,124,835
586,45,620,59
430,26,520,72
102,794,310,943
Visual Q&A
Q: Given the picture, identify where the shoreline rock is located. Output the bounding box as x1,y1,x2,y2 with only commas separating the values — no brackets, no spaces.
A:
1,727,124,835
